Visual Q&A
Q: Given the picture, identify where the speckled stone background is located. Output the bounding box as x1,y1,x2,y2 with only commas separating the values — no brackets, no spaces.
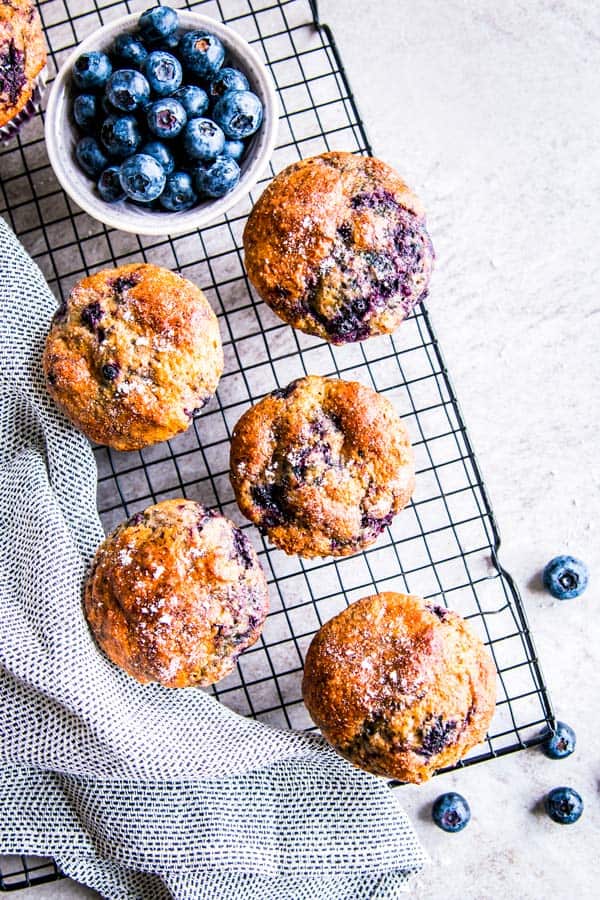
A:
12,0,599,897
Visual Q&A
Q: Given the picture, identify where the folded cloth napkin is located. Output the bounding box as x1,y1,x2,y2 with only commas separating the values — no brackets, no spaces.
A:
0,216,427,900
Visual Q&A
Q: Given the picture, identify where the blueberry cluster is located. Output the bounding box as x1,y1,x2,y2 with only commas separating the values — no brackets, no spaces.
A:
70,6,264,211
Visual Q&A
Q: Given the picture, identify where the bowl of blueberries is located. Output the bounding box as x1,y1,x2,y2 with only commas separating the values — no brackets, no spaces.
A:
44,5,278,236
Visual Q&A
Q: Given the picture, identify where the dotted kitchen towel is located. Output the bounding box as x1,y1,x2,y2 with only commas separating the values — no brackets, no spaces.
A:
0,215,427,900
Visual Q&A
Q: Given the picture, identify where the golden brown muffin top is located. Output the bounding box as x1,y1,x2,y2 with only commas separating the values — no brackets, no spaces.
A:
84,499,269,688
302,592,496,782
43,263,223,451
0,0,46,126
229,375,415,557
243,151,434,344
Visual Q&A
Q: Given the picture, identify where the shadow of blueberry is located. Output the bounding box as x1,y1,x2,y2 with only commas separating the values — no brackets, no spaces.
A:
526,569,546,595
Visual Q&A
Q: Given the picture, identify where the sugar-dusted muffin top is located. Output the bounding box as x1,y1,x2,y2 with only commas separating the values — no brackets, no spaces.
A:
43,263,223,450
243,151,434,344
302,592,496,782
229,375,415,557
84,499,269,688
0,0,46,127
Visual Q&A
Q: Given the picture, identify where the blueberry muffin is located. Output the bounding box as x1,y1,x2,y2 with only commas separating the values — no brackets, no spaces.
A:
229,375,415,557
302,592,496,783
84,499,269,687
243,151,434,343
43,263,223,451
0,0,46,141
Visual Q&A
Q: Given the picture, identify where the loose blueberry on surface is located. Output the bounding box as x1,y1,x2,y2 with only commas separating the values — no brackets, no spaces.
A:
141,140,175,174
209,66,250,98
541,721,576,760
543,555,589,600
544,787,583,824
73,51,112,91
432,792,471,833
139,5,179,44
75,137,109,177
146,97,187,139
142,50,182,96
106,68,150,112
194,155,240,197
119,153,166,202
183,117,225,160
100,114,141,158
159,170,198,211
179,30,225,80
212,89,263,139
173,84,209,119
222,138,245,161
97,165,126,202
73,94,98,132
113,33,148,69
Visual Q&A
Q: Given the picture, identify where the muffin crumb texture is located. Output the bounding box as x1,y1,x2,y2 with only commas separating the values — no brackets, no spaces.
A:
84,499,269,687
43,262,223,450
302,592,496,782
244,151,434,343
230,375,415,557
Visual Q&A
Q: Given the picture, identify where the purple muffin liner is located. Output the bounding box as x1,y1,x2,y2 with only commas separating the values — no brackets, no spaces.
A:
0,67,47,144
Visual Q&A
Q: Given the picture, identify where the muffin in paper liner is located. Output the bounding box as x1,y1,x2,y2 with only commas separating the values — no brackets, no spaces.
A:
0,0,47,143
0,66,46,143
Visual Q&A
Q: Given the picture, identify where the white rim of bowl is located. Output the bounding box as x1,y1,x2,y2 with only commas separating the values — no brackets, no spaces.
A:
45,10,279,236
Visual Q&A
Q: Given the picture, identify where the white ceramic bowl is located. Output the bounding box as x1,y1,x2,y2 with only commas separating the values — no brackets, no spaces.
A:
45,10,278,236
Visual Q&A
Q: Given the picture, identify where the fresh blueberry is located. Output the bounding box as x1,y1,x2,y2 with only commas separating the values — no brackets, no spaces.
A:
157,32,179,53
179,30,225,80
222,138,245,161
431,792,471,833
73,94,98,132
106,69,150,112
113,33,148,69
173,84,209,119
159,171,197,211
100,114,141,158
543,555,589,600
101,94,121,117
209,66,250,99
212,89,263,139
141,140,175,174
544,787,583,824
194,155,240,198
75,136,109,177
541,721,576,760
119,153,166,202
139,5,179,44
72,51,112,91
183,117,224,160
97,165,125,202
142,50,182,96
146,98,187,139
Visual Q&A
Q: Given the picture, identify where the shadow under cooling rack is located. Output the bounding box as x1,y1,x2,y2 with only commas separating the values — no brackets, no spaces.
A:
0,0,553,891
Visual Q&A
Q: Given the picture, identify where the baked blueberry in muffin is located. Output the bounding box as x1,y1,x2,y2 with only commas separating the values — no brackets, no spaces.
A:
43,263,223,450
84,499,269,687
243,151,434,343
302,592,496,782
0,0,46,141
229,375,415,557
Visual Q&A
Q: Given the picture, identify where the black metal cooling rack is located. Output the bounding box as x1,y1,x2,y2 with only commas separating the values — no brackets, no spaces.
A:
0,0,554,891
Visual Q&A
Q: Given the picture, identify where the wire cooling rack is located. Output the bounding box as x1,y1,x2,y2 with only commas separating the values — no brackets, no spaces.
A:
0,0,554,890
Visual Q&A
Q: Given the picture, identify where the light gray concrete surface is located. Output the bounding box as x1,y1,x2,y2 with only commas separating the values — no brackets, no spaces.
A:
15,0,599,897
